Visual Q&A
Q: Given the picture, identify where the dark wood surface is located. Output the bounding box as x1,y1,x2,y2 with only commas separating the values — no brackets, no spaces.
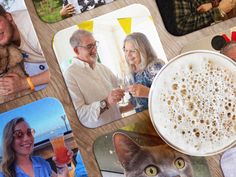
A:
1,0,236,176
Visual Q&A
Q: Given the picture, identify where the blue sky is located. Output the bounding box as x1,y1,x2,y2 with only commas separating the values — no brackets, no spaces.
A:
0,97,71,156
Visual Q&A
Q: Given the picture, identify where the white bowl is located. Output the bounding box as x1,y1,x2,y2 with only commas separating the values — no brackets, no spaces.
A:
149,50,236,156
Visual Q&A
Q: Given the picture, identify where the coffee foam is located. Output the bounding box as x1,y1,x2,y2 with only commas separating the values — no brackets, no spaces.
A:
150,51,236,156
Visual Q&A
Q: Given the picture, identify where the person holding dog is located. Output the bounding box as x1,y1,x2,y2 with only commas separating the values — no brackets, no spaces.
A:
0,5,50,96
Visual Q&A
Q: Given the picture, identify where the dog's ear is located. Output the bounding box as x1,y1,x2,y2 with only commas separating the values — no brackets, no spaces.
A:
7,45,23,67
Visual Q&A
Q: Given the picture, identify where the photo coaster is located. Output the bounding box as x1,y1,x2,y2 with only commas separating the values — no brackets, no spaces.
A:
181,26,236,53
155,0,236,36
221,147,236,177
93,119,211,177
0,97,88,177
0,0,50,104
53,4,167,128
32,0,117,23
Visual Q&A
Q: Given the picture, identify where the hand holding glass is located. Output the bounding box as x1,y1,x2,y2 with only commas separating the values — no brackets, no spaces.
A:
116,73,129,105
124,73,143,109
50,135,70,164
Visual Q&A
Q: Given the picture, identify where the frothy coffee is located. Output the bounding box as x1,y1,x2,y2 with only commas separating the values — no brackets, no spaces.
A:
149,51,236,156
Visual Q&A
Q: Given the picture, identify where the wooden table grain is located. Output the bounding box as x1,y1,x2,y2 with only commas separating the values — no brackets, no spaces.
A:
1,0,236,176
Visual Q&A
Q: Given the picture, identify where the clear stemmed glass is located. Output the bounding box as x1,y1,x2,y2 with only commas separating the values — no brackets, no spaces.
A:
116,73,128,106
124,73,143,110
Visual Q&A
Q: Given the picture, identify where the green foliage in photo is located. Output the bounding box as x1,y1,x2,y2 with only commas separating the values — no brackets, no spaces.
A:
33,0,63,23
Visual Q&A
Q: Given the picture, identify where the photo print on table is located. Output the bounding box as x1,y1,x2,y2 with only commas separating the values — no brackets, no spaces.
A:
221,147,236,177
155,0,236,36
181,26,236,63
0,0,50,104
53,4,167,128
93,118,211,177
0,97,88,177
32,0,117,23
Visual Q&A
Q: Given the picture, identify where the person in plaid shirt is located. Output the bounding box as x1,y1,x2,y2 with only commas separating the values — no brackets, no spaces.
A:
174,0,234,35
197,0,236,18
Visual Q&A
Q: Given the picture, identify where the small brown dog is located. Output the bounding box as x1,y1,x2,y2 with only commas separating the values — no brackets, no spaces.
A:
0,44,31,104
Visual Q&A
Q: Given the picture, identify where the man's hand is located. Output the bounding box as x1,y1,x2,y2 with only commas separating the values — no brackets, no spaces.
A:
60,4,75,18
128,84,150,98
0,73,28,95
197,3,213,13
106,88,125,106
219,0,234,13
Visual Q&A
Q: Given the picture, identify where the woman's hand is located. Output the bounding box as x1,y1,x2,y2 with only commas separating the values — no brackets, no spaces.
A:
53,147,74,166
197,3,213,12
0,70,50,96
57,168,69,177
51,167,69,177
0,73,28,95
128,84,150,98
53,147,74,176
60,4,75,18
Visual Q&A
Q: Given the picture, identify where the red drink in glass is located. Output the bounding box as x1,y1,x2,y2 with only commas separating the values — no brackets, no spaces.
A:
50,135,70,164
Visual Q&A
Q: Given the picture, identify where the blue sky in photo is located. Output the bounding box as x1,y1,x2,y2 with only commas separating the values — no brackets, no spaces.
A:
0,97,71,157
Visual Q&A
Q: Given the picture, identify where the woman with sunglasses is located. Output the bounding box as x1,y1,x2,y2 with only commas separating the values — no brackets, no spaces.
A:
0,117,72,177
123,32,165,112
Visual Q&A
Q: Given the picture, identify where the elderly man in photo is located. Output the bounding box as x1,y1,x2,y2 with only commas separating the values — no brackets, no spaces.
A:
0,5,50,96
64,29,124,128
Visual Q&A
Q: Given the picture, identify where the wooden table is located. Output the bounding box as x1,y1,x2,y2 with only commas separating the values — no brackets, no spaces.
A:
1,0,236,176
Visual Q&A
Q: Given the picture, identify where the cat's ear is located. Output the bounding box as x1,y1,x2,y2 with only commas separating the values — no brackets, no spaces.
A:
113,132,141,170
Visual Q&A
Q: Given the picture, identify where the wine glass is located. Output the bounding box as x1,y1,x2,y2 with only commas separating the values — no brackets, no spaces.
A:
124,73,143,110
116,73,128,106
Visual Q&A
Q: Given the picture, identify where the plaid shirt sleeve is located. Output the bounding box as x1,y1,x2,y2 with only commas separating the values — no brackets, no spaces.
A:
174,0,222,35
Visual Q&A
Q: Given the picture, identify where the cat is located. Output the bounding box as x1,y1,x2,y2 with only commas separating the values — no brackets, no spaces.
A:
113,132,194,177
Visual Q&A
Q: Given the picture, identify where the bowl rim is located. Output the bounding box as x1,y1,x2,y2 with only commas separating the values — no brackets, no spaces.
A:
148,50,236,156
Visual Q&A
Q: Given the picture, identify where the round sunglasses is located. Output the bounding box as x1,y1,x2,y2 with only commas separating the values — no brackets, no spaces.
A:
13,128,35,139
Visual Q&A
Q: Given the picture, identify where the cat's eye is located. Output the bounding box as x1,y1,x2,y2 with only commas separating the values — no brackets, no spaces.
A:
144,165,158,176
174,157,185,169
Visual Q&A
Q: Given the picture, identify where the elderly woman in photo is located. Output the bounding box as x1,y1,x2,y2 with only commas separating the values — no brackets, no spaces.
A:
123,32,165,111
0,117,73,177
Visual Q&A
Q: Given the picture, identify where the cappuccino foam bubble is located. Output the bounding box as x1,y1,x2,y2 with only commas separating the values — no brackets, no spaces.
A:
149,51,236,156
